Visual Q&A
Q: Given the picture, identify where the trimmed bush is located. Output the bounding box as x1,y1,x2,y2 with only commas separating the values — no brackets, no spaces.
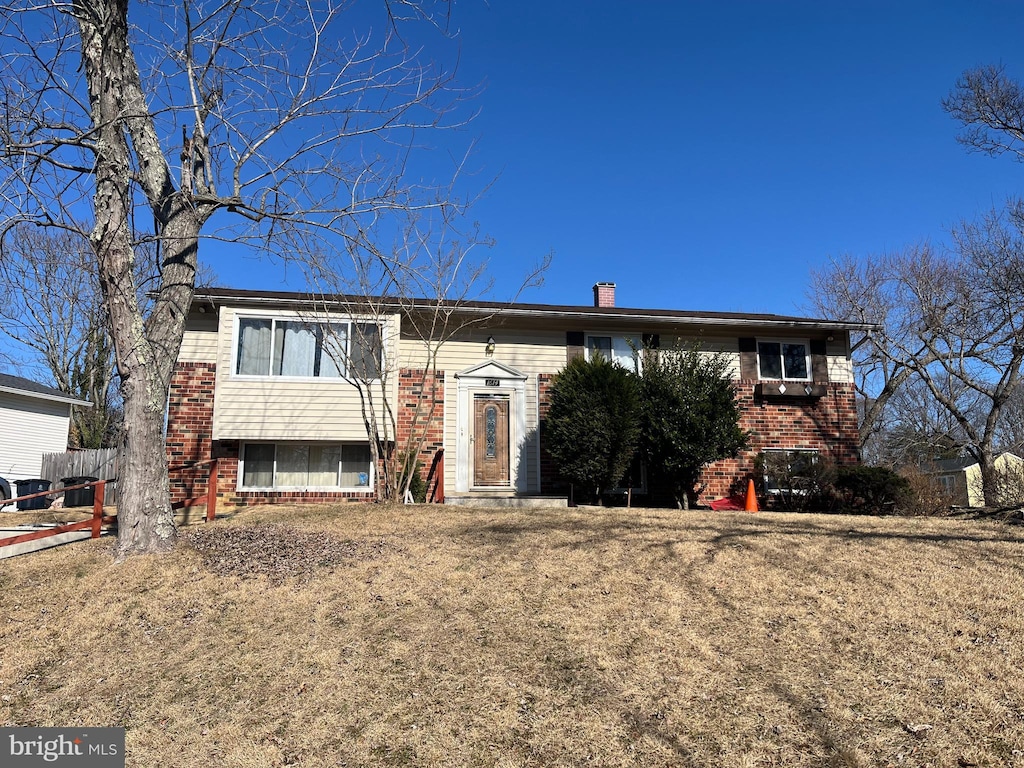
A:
833,465,911,515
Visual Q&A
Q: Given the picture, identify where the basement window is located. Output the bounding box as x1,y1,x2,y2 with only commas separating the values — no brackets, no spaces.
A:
240,442,373,490
762,449,819,496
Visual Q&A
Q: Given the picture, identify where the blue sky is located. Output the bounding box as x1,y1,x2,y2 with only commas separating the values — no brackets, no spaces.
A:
218,1,1024,315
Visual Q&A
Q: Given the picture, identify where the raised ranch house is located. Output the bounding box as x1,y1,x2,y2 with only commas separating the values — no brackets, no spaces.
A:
166,284,871,508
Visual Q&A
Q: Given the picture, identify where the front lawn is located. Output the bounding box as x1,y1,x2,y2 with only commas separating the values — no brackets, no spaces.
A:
2,504,1022,767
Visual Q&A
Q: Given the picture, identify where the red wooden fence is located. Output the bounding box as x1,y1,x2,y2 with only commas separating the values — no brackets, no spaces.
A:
0,480,114,551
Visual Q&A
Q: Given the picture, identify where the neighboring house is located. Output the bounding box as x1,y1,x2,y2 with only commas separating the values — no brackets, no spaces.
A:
166,283,872,508
0,373,91,500
926,452,1024,508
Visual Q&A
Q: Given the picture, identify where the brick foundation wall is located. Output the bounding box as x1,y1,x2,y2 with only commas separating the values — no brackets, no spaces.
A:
696,381,860,502
396,368,445,502
210,441,376,506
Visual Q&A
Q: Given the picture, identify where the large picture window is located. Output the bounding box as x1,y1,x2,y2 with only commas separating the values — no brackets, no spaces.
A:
757,340,809,381
236,317,381,379
240,442,373,490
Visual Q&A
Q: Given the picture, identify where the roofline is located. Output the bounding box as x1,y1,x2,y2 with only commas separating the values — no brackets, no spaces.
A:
193,288,879,333
0,385,93,408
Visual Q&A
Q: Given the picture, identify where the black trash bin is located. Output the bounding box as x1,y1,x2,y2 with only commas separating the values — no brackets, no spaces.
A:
62,476,98,507
15,479,51,510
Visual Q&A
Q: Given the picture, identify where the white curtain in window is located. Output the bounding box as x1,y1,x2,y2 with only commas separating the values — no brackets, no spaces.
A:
237,319,272,375
273,322,316,377
308,445,341,486
241,444,275,487
612,336,640,372
275,444,309,486
318,323,348,378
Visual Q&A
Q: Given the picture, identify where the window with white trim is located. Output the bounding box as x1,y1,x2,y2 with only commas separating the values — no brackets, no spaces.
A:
240,442,373,490
586,334,641,373
235,317,382,379
757,340,810,381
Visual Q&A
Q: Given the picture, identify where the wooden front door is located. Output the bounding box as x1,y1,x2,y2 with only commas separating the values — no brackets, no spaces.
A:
473,395,510,487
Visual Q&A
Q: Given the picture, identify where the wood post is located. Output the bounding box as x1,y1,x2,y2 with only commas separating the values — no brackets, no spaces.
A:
206,458,218,522
91,481,106,538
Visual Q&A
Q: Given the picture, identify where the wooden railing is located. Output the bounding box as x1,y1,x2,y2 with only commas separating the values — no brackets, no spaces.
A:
0,480,114,551
168,458,220,522
427,449,444,504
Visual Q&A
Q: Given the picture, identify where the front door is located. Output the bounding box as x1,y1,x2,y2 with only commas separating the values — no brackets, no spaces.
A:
473,394,510,487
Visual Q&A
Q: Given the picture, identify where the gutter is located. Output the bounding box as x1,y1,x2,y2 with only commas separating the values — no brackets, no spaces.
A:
0,386,93,408
193,291,879,333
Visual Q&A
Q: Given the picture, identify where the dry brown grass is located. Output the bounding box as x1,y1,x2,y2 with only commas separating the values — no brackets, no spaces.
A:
2,504,1024,767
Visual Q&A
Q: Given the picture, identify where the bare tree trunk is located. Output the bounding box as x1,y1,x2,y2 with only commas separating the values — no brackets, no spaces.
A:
78,0,202,555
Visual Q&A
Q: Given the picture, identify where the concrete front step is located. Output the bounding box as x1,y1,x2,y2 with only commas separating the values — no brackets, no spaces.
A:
445,494,568,509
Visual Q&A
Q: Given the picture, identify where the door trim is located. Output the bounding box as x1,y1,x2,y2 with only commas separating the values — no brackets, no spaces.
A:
454,360,528,494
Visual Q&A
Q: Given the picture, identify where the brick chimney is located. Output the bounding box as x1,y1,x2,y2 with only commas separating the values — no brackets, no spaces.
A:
593,282,616,308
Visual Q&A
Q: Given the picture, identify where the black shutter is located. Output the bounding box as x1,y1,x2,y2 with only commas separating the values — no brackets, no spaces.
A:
809,339,828,382
738,337,758,380
566,331,585,363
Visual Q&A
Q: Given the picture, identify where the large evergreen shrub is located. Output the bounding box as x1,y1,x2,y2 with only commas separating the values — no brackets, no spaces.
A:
545,355,641,504
639,346,748,508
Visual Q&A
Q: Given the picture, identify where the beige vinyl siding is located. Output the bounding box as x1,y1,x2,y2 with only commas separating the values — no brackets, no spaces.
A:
178,309,219,363
400,329,569,373
826,339,853,384
212,307,398,442
0,393,72,481
179,330,218,362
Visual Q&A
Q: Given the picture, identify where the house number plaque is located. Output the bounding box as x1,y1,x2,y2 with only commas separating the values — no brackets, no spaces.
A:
485,378,500,387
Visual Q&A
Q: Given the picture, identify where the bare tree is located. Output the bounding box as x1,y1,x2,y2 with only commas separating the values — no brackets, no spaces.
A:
994,383,1024,455
810,206,1024,505
305,188,549,502
871,374,972,468
944,64,1024,162
809,248,936,449
0,225,119,448
0,0,470,555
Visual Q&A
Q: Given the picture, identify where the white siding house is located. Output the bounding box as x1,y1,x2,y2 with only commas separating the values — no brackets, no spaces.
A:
0,374,91,500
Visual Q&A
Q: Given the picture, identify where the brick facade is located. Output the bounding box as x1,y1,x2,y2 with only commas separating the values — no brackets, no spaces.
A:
166,362,217,507
696,381,859,502
396,368,445,502
166,348,859,510
537,373,563,493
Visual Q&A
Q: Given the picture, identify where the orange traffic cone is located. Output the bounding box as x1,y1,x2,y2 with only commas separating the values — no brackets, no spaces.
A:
744,478,759,513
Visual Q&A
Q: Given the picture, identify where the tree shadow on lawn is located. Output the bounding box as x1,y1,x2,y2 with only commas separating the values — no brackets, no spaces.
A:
457,509,1024,549
454,509,1024,578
